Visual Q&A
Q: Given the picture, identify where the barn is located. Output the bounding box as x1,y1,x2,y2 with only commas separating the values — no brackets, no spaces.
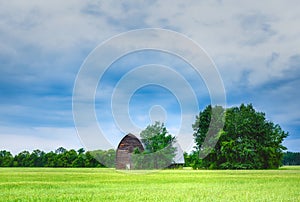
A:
116,133,185,170
115,133,144,169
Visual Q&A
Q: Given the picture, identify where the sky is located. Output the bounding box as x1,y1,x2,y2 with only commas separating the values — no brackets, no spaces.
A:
0,0,300,154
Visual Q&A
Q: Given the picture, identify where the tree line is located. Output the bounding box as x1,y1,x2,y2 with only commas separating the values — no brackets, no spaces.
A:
1,148,298,168
0,147,115,168
282,152,300,165
0,103,291,169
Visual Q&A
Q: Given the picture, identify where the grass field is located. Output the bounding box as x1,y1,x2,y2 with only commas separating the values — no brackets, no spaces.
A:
0,167,299,201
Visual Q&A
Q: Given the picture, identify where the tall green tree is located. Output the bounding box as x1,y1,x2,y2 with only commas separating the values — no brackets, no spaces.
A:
193,104,288,169
133,121,176,169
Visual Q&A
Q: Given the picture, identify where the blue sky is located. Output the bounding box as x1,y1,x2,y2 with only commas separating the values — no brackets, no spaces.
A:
0,0,300,154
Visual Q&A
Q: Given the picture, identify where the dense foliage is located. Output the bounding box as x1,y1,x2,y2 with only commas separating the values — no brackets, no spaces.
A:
0,147,115,168
283,152,300,165
192,104,288,169
132,121,176,169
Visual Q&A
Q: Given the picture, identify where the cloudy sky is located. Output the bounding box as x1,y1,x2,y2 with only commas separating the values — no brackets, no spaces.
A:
1,0,299,154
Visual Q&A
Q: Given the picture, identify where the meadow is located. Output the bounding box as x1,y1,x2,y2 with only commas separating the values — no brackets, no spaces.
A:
0,167,299,201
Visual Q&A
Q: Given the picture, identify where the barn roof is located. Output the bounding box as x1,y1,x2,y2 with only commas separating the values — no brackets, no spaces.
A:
117,133,143,149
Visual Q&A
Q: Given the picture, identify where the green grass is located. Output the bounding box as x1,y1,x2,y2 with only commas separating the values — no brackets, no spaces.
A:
0,167,299,201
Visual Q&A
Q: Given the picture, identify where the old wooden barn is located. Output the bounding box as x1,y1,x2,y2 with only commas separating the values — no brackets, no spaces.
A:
115,133,144,169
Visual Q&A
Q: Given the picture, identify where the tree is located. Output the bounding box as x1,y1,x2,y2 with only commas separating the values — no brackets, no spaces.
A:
14,151,31,167
72,148,86,167
64,149,78,167
44,151,57,167
77,148,85,155
133,121,176,169
29,150,45,167
0,150,13,167
55,147,67,155
193,104,288,169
